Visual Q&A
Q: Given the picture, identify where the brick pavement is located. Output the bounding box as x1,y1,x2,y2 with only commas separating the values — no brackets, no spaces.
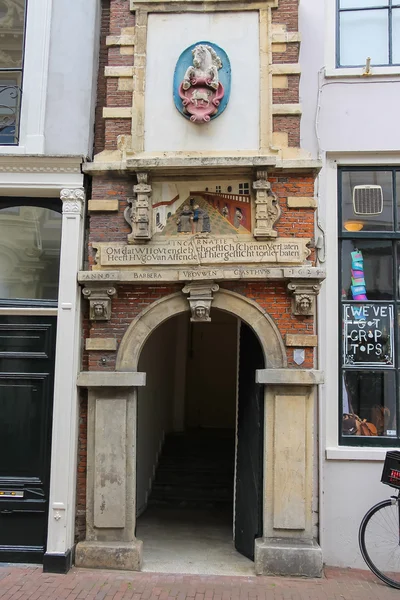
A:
0,565,399,600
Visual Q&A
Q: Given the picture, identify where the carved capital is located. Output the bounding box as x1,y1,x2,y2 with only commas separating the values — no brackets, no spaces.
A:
287,279,322,316
124,172,152,243
82,285,117,321
252,172,280,239
60,188,85,216
182,282,219,322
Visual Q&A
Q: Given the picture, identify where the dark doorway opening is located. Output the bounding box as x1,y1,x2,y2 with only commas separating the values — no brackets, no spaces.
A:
136,309,264,574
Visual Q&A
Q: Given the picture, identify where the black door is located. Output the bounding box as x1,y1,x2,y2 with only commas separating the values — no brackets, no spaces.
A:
0,316,56,563
235,322,264,560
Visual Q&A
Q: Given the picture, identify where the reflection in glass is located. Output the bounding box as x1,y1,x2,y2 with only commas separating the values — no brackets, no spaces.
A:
0,206,61,300
341,240,393,300
0,1,26,69
342,370,396,438
340,10,389,66
0,71,22,144
341,171,393,232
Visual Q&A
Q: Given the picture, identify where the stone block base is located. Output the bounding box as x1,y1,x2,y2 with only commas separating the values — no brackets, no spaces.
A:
254,538,322,578
75,540,143,571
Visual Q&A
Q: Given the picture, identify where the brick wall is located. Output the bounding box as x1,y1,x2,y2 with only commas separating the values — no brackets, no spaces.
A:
77,0,312,542
96,0,302,154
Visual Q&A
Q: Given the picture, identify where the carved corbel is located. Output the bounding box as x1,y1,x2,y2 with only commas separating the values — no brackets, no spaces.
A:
252,170,281,239
287,279,322,316
82,286,117,321
124,172,152,244
182,282,219,322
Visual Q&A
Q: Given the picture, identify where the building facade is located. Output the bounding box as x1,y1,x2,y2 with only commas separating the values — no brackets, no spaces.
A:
74,0,325,577
300,0,400,570
0,0,100,573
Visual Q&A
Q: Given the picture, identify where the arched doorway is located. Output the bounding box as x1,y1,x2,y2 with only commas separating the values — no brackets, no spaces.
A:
116,290,286,574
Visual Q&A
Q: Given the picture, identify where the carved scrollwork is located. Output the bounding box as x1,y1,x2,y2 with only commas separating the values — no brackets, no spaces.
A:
60,188,85,216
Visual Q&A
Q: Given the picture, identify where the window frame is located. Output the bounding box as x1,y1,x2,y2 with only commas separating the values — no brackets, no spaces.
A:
336,0,400,69
0,0,28,146
338,166,400,447
0,0,52,154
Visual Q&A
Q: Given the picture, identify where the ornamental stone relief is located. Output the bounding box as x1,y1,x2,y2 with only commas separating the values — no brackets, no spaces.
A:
174,42,231,124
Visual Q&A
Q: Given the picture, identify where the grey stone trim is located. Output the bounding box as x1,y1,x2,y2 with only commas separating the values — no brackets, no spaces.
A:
254,538,323,577
77,372,146,387
75,540,142,571
256,369,324,385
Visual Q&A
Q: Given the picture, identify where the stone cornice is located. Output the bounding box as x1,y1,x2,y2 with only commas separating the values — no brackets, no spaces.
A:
83,155,322,176
0,155,83,174
131,0,278,11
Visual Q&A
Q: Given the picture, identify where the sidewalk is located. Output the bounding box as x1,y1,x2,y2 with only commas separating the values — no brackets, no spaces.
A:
1,565,399,600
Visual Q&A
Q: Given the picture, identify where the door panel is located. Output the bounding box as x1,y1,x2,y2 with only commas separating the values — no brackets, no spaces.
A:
0,316,56,562
235,322,264,560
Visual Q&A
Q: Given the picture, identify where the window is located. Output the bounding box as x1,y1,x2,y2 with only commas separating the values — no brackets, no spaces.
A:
216,186,221,193
0,200,62,304
239,182,250,195
0,1,27,145
337,0,400,67
339,167,400,446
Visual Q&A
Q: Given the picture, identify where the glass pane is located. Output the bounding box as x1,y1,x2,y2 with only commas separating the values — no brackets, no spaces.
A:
0,0,27,68
341,239,393,300
343,303,395,367
0,71,22,145
0,206,62,300
340,0,388,7
342,370,397,438
342,170,393,232
394,9,400,66
340,9,389,66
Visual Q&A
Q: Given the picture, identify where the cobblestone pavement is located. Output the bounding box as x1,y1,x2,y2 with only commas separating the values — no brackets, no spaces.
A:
1,565,400,600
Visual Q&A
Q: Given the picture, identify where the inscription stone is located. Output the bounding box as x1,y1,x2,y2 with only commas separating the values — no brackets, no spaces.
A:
94,237,310,267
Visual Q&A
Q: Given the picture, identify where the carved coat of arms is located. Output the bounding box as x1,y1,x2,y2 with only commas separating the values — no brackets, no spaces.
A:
174,42,231,124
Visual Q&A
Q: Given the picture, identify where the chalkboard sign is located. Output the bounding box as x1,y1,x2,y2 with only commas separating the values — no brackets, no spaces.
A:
343,303,395,367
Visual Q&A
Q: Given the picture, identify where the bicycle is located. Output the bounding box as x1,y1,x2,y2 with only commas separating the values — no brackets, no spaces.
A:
359,451,400,590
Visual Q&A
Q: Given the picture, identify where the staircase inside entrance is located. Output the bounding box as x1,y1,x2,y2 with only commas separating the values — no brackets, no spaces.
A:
149,429,235,509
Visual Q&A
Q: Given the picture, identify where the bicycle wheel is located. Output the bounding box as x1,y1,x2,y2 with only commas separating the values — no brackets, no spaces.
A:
359,498,400,589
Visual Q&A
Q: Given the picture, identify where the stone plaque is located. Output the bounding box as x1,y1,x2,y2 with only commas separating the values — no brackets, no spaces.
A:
94,237,310,267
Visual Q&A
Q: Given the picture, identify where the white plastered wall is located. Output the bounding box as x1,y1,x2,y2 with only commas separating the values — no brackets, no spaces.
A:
144,11,260,153
299,0,400,569
136,316,178,513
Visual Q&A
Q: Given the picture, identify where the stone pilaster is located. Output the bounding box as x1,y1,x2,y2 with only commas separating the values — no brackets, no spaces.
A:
253,171,281,239
124,172,152,243
44,188,85,573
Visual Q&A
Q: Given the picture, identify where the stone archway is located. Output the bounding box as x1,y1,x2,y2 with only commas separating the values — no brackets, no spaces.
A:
116,288,287,371
76,287,323,577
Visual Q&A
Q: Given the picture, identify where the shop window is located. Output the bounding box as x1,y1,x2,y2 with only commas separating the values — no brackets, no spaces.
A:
339,167,400,446
337,1,400,68
0,1,27,145
239,182,249,195
0,200,62,304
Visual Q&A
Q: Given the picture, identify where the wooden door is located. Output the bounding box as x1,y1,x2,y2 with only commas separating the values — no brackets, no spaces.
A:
0,316,56,563
234,322,264,560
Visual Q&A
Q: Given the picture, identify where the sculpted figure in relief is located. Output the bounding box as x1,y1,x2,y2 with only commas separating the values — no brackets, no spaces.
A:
183,45,222,91
179,44,225,123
